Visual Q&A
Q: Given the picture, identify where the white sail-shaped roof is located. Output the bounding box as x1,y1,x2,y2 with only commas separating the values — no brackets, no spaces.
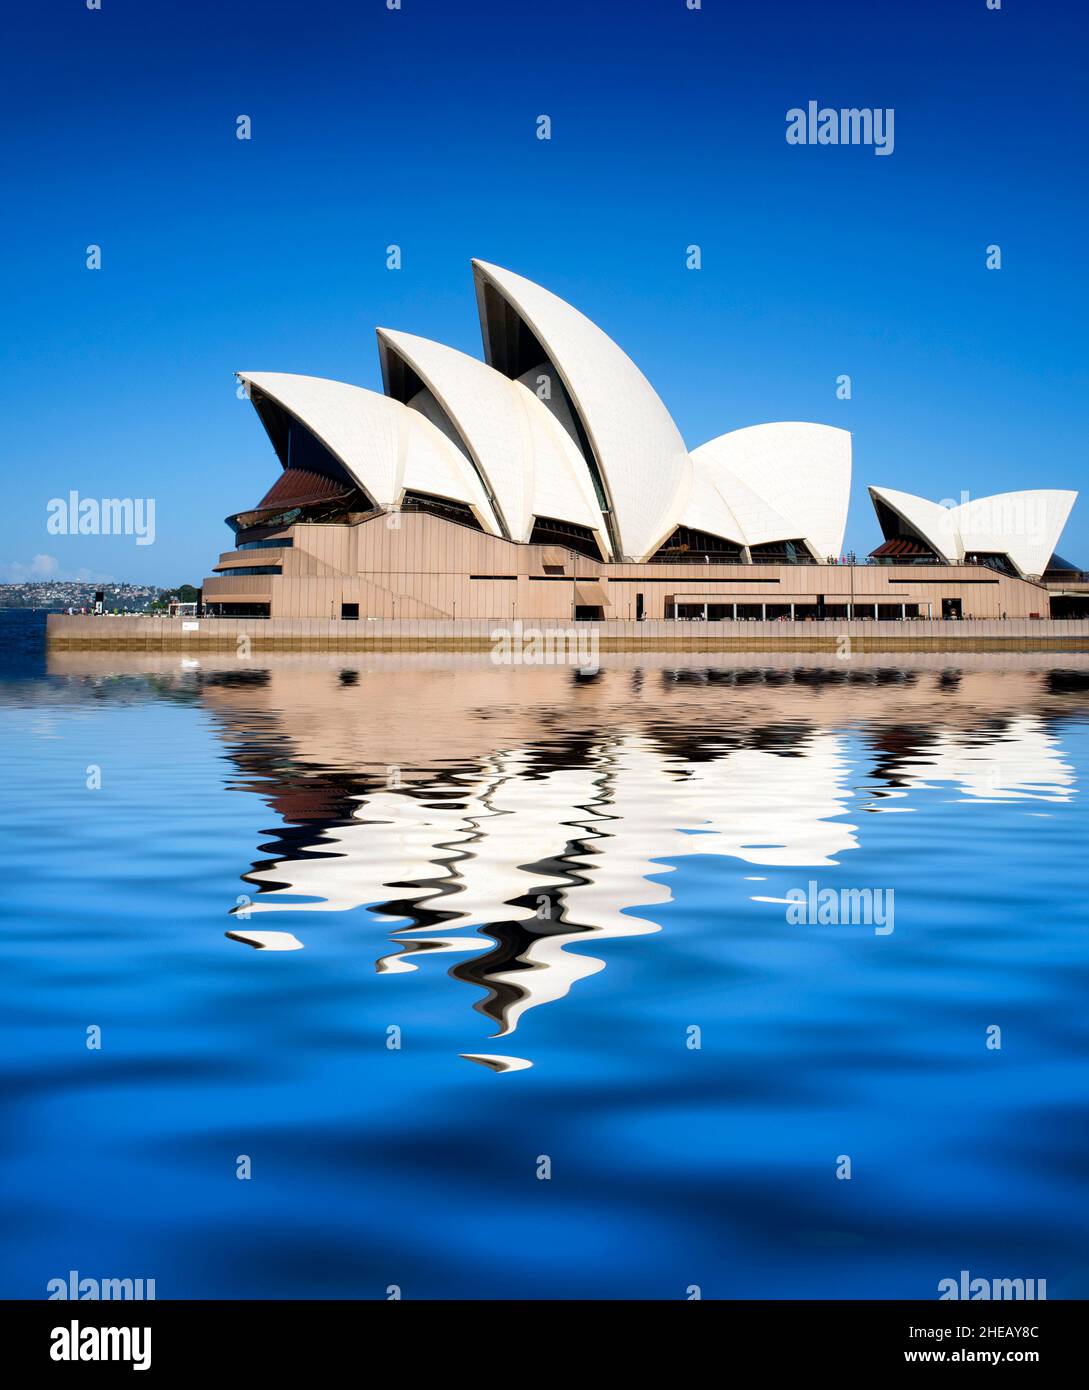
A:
677,458,747,546
679,451,803,550
954,490,1076,578
868,485,1077,577
693,423,852,559
867,485,960,561
375,329,607,552
472,259,692,561
237,371,501,534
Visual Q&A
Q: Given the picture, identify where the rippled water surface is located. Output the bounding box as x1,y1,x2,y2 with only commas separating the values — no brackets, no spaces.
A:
2,612,1088,1298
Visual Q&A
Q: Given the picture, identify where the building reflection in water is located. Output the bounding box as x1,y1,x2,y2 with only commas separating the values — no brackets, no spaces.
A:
47,652,1088,1066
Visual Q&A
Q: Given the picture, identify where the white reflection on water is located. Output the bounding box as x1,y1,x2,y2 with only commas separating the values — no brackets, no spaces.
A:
217,671,1077,1051
892,716,1075,803
234,728,862,1039
225,929,305,951
460,1053,533,1073
39,652,1081,1060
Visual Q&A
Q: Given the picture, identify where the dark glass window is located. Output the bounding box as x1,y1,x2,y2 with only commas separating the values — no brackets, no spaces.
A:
215,565,281,577
529,516,602,560
964,552,1016,576
205,603,270,618
652,527,744,563
749,539,812,564
400,492,483,529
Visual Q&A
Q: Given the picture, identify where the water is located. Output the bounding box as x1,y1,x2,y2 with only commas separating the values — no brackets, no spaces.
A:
2,609,1088,1298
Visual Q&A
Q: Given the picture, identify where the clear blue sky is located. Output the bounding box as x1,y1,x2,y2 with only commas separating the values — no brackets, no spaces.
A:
1,0,1086,584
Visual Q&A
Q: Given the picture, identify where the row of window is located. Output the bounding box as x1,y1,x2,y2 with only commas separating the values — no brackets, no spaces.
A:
201,597,983,621
666,602,926,620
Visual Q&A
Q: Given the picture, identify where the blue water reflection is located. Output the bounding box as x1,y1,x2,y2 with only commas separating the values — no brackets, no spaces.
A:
1,617,1087,1297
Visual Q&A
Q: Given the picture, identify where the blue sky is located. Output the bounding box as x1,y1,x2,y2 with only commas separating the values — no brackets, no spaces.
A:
1,0,1085,584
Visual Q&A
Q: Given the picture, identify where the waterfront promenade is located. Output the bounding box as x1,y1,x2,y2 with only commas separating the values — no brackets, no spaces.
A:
46,614,1089,655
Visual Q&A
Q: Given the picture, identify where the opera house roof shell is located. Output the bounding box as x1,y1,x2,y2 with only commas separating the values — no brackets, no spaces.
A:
232,260,1077,578
236,260,856,564
869,485,1077,579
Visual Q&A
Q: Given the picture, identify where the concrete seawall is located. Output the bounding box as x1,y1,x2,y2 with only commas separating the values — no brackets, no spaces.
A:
46,614,1089,654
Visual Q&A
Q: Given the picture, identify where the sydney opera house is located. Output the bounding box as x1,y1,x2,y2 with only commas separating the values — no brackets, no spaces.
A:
201,260,1082,622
